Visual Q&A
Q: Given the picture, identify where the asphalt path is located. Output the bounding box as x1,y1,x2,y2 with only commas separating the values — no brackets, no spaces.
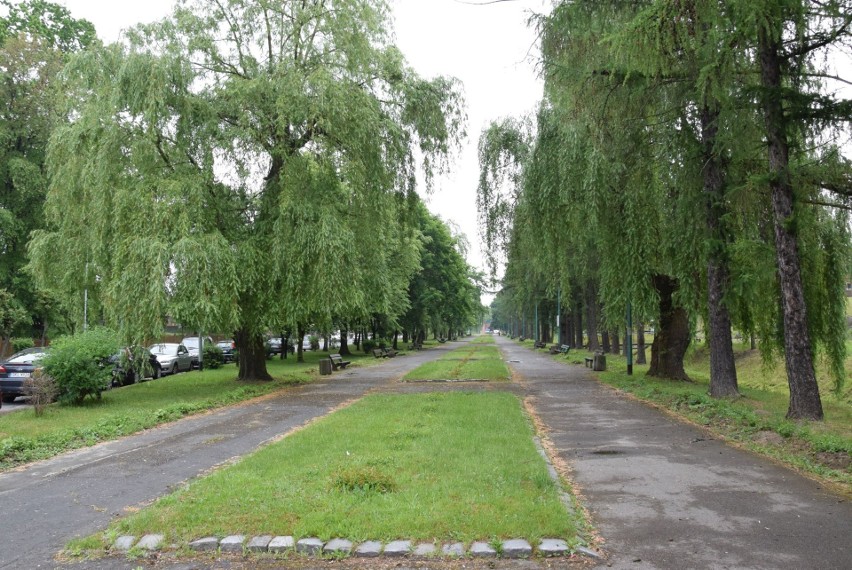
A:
0,348,450,569
497,336,851,569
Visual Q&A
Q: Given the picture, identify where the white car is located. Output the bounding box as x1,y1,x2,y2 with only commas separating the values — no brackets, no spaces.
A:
181,336,214,367
148,343,193,375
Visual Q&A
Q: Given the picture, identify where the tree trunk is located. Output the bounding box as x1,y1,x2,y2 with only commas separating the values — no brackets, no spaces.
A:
636,322,647,365
611,331,620,355
392,331,399,350
339,329,351,356
296,324,305,363
700,104,740,399
648,275,690,381
601,330,611,353
280,330,288,359
758,26,823,420
235,328,273,381
585,281,600,351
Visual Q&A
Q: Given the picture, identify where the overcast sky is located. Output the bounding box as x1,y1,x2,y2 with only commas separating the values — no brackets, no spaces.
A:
54,0,549,303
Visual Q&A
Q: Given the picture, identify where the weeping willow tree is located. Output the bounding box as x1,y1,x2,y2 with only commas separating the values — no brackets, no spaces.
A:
28,0,464,380
479,0,849,419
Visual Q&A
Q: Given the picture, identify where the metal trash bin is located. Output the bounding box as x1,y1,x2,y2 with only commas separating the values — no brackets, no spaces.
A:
319,359,333,376
593,352,606,371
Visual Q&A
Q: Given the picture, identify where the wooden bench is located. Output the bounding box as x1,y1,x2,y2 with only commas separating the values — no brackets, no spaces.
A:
534,340,547,349
584,356,594,368
372,348,385,359
382,347,398,358
329,354,351,370
438,338,447,343
407,342,422,350
559,344,570,354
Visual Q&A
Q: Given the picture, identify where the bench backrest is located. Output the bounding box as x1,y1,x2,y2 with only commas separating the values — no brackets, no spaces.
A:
329,354,343,362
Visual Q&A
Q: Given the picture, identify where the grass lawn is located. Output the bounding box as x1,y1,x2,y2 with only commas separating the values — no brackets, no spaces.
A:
77,392,582,550
403,339,510,382
555,341,852,493
0,351,373,471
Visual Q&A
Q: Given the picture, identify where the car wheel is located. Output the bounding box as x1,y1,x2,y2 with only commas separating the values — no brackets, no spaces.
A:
172,363,179,375
2,393,17,404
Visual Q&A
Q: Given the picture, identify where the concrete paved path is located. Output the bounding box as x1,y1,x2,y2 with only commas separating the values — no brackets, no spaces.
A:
0,347,452,569
497,336,851,569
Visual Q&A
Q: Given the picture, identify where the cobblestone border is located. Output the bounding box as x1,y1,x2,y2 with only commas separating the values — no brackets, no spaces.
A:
112,535,601,559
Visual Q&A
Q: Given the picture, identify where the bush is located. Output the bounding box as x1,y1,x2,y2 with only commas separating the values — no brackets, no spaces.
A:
41,328,120,405
22,369,58,416
11,337,35,353
203,344,224,369
309,335,320,351
362,339,377,354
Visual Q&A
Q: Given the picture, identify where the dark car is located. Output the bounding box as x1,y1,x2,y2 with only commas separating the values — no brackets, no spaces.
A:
266,337,282,356
216,339,235,363
108,347,162,387
0,347,50,403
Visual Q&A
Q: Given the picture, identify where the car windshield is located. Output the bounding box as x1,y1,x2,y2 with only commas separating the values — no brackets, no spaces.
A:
7,348,48,364
182,338,200,349
149,344,177,355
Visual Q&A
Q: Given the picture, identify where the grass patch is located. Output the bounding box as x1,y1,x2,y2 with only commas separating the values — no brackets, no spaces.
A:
403,342,510,382
0,351,372,471
565,345,851,493
83,392,581,546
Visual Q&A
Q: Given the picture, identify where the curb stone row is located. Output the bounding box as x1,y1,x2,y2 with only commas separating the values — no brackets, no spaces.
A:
113,535,587,559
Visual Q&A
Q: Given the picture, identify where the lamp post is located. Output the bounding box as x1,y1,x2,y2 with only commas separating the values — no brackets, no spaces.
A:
556,287,561,345
626,302,633,375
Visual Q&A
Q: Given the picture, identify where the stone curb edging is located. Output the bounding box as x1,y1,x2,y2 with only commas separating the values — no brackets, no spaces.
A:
112,534,594,559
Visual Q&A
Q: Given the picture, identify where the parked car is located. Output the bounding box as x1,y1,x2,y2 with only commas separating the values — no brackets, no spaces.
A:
266,337,282,356
216,339,236,363
181,336,214,368
108,347,161,387
148,343,193,375
0,347,50,403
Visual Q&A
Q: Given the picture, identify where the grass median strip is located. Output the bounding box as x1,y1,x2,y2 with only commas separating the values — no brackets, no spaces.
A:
0,352,370,471
403,339,510,382
77,392,580,550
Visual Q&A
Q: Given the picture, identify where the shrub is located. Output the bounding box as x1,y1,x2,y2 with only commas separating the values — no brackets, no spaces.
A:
41,328,120,405
203,344,224,369
22,369,58,416
11,337,35,353
309,335,320,351
362,339,377,354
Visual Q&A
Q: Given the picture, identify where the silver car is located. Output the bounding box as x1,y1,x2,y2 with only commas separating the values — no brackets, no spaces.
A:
148,343,193,375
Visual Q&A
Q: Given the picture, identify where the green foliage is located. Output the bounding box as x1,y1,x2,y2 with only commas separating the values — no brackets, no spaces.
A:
0,0,97,51
201,344,223,369
40,327,120,404
30,0,465,380
10,337,35,353
0,289,28,342
0,2,97,342
362,339,377,354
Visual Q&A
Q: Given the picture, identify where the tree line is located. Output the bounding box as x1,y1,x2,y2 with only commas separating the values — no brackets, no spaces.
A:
478,0,851,420
1,0,482,379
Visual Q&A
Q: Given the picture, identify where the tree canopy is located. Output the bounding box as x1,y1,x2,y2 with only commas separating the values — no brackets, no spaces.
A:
29,0,466,379
478,0,851,420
